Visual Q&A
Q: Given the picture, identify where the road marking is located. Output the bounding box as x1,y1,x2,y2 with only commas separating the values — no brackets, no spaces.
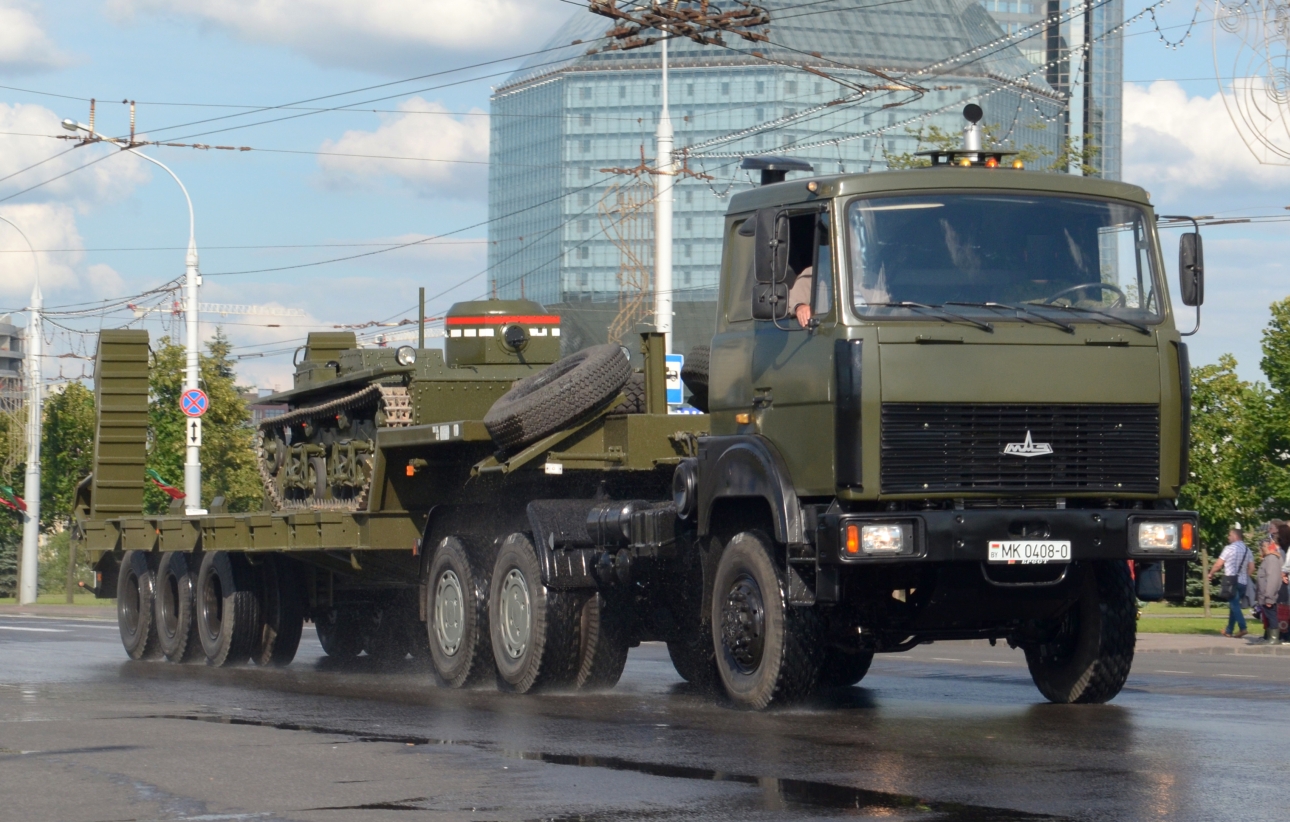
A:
979,660,1015,665
1154,670,1192,674
930,657,964,662
0,626,67,633
1214,674,1258,678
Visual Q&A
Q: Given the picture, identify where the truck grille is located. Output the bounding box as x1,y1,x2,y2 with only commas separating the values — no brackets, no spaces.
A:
880,403,1159,494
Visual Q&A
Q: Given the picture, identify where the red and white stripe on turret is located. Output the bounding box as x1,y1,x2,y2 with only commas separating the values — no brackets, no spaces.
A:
444,313,561,339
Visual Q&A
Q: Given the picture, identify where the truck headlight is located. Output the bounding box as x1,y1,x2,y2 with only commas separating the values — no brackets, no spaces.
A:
843,523,905,555
1137,522,1179,550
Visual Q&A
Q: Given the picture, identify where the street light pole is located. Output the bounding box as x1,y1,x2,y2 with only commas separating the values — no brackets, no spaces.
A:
60,119,205,514
654,37,674,355
0,215,42,605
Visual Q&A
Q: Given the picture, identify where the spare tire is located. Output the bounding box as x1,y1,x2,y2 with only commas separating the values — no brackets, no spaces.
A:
681,345,710,412
484,344,631,451
609,372,646,415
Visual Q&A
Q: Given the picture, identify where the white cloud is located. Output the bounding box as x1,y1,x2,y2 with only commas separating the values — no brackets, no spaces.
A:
0,203,86,299
316,99,489,198
107,0,562,72
0,1,70,72
1123,81,1290,208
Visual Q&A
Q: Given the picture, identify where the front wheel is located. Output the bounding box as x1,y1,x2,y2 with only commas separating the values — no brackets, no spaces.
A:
711,531,820,709
1023,561,1136,704
427,537,493,688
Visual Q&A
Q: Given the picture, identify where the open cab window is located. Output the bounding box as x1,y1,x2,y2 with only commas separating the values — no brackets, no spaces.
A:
846,194,1163,323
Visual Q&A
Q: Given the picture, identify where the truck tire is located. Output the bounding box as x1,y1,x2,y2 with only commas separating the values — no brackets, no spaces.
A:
711,531,821,709
155,552,202,663
314,606,363,659
609,372,646,415
196,551,260,667
818,647,875,688
251,555,304,668
576,593,629,690
1024,561,1136,704
681,345,709,412
667,638,718,690
427,537,493,688
489,533,581,692
483,345,631,452
364,593,419,662
117,550,161,660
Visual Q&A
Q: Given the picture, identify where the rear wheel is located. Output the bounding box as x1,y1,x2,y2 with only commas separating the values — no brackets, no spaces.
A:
314,606,363,659
195,551,260,667
489,533,580,692
251,555,304,667
117,550,161,660
363,592,420,662
1023,561,1137,704
818,646,875,688
427,537,493,688
155,552,202,663
711,531,820,709
575,593,629,690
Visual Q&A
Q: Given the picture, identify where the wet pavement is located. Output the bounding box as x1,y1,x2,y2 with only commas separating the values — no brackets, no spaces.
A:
2,612,1287,821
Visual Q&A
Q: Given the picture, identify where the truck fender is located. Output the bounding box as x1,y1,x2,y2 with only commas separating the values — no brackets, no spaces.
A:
697,435,804,546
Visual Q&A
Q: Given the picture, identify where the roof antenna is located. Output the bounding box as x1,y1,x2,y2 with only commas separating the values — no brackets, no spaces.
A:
962,104,984,155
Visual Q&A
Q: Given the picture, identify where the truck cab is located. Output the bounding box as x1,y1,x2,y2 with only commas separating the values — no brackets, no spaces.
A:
688,131,1200,707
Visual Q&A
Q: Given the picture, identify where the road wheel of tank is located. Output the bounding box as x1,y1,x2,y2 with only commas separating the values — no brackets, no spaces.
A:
1024,561,1136,704
575,592,629,690
483,345,631,452
427,537,493,688
195,551,260,667
489,533,581,692
155,551,202,663
817,646,875,688
711,531,821,709
250,555,305,668
117,550,161,660
314,606,363,659
681,345,709,412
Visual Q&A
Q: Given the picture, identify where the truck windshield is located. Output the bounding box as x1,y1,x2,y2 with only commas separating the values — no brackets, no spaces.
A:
846,194,1161,322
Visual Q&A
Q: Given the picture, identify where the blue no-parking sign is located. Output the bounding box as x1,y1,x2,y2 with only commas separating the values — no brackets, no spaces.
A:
181,388,209,418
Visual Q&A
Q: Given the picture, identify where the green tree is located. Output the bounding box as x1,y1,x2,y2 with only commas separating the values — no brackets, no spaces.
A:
0,408,22,597
146,331,261,514
40,381,95,529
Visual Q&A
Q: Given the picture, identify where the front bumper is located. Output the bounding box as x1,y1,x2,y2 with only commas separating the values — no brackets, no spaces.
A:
815,508,1197,565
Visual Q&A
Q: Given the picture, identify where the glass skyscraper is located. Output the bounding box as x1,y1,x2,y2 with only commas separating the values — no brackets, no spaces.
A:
488,0,1121,354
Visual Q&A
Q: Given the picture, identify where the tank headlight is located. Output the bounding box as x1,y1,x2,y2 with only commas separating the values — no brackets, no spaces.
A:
1137,522,1179,550
502,324,527,350
395,345,417,366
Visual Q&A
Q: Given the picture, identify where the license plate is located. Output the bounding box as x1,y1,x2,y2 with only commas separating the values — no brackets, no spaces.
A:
988,540,1071,564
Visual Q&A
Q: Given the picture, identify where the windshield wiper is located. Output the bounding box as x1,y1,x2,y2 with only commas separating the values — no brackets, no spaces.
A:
865,302,994,333
944,301,1075,334
1023,302,1151,335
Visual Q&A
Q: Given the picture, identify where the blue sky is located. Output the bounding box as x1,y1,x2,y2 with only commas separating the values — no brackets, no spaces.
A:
0,0,1287,390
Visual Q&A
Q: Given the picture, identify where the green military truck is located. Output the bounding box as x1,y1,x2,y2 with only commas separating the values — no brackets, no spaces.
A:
74,115,1201,709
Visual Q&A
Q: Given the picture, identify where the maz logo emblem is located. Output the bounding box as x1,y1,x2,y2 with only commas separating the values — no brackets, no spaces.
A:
1002,430,1053,458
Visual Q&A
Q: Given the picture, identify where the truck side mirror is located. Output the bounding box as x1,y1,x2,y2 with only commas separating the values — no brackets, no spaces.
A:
751,208,791,320
1179,232,1204,307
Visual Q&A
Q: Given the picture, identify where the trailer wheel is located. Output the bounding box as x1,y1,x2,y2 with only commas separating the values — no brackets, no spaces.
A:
117,550,161,660
364,592,419,662
576,592,629,690
681,345,709,412
818,646,874,688
489,533,581,692
483,344,631,452
711,532,821,709
195,551,260,667
427,537,493,688
314,607,363,659
1024,561,1137,704
155,552,202,663
251,555,304,668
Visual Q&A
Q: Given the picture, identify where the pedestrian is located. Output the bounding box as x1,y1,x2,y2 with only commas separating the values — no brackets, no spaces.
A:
1251,541,1284,645
1208,527,1254,638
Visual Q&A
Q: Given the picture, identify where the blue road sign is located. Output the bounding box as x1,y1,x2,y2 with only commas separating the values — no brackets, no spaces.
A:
181,388,209,418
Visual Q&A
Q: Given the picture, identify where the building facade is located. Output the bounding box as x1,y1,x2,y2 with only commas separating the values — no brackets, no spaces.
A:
0,315,23,412
488,0,1118,354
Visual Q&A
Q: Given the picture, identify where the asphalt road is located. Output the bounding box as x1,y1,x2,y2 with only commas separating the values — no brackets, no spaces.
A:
2,613,1286,822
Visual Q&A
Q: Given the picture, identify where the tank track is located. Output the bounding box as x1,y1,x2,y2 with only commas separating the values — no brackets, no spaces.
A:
256,383,412,512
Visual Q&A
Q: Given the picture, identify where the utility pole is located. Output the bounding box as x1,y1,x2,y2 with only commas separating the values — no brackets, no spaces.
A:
654,37,674,354
62,114,206,515
20,280,41,605
1082,0,1095,176
0,214,41,606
